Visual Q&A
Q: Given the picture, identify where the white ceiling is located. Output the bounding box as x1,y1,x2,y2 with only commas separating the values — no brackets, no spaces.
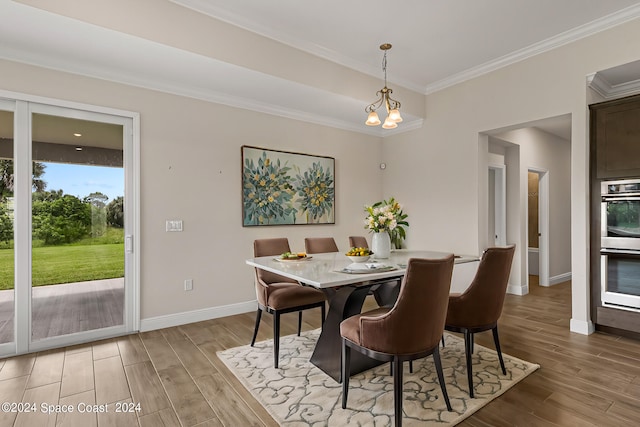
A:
2,0,640,138
173,0,640,93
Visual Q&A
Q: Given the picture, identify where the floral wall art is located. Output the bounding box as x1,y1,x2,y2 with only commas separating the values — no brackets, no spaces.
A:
241,146,335,226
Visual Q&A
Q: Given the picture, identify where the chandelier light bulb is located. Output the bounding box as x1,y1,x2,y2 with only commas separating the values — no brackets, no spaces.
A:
388,109,403,123
365,111,381,126
382,116,397,129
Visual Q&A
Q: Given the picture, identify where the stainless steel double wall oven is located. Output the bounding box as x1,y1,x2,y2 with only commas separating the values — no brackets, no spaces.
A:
601,178,640,310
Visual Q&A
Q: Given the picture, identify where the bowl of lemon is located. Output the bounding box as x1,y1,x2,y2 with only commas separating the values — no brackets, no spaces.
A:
346,247,373,263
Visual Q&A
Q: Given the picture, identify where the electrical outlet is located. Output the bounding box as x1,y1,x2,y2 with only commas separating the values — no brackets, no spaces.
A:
184,279,193,291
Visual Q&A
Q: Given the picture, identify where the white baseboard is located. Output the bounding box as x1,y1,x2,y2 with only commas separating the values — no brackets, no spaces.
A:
507,282,528,295
543,272,572,287
140,300,257,332
570,318,595,335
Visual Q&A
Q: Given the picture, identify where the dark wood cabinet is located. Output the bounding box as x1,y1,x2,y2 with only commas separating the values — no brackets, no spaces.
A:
591,94,640,179
590,94,640,336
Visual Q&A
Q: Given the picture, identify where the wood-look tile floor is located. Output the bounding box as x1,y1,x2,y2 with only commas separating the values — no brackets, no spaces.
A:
0,280,639,426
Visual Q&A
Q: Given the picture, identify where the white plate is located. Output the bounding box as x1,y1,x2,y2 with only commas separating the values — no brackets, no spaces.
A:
274,256,313,262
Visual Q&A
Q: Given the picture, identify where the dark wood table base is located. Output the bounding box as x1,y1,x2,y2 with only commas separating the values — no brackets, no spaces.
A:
310,277,402,383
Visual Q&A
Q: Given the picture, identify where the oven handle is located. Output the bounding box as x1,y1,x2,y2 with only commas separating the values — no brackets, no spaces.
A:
601,248,640,256
602,195,640,202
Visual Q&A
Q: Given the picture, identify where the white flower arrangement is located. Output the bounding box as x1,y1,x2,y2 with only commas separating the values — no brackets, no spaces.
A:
363,197,409,248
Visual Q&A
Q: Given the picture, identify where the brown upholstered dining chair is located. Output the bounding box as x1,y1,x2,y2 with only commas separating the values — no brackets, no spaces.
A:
340,255,455,427
348,235,368,249
444,245,515,398
251,238,326,368
304,237,339,254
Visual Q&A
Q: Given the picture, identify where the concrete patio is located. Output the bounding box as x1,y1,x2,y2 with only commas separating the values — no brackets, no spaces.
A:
0,278,124,343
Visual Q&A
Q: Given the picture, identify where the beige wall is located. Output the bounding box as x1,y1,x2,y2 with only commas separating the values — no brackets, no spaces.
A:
0,59,384,321
383,17,640,333
5,3,640,334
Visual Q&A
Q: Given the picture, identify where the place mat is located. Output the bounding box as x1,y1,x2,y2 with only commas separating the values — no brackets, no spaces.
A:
217,329,539,426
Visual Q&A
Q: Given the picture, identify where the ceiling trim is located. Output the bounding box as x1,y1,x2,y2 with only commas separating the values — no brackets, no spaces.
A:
425,4,640,94
170,0,426,94
173,1,640,96
0,0,425,139
2,49,421,138
587,72,640,100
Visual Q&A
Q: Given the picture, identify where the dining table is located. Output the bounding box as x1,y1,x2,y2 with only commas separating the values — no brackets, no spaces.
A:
246,249,479,382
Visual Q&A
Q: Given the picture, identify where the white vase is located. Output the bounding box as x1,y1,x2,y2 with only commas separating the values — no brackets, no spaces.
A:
371,231,391,259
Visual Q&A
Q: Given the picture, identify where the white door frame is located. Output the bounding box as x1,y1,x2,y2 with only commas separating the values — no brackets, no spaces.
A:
489,164,507,246
528,167,550,286
0,91,140,356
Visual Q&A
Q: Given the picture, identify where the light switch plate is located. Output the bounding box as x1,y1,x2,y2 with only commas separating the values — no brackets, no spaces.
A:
166,220,183,232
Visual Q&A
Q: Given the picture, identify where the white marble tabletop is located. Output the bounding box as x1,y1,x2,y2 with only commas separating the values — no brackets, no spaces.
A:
246,250,478,289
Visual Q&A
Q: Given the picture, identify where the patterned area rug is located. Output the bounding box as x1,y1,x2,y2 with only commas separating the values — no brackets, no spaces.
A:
217,330,539,426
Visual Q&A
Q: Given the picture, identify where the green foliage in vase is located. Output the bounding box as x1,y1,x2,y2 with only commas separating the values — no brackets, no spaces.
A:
243,151,297,224
295,162,334,222
364,197,409,249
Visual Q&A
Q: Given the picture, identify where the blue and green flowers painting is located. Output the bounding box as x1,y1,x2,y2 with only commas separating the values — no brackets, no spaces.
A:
242,146,335,226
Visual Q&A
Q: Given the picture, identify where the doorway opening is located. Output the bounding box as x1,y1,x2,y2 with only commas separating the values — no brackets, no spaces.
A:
528,168,549,286
489,164,506,246
480,114,571,295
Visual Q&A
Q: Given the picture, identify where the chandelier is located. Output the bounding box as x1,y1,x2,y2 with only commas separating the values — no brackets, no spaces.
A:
365,43,403,129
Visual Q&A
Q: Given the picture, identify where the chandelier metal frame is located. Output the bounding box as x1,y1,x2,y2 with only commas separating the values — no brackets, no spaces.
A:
365,43,402,129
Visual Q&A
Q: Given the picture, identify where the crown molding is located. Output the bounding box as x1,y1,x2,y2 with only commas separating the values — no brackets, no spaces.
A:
587,72,640,99
173,0,640,96
170,0,425,94
586,72,610,98
425,4,640,94
0,0,425,139
1,50,422,138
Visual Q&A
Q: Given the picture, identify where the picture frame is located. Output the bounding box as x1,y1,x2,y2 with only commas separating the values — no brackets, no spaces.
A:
241,145,335,226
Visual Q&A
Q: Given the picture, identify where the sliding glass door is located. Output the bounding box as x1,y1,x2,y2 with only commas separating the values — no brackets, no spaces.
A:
0,96,138,356
0,101,15,352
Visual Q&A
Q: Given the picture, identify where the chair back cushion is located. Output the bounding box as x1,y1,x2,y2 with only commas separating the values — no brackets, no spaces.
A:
446,245,515,328
348,236,369,249
304,237,339,254
253,239,297,305
359,255,454,354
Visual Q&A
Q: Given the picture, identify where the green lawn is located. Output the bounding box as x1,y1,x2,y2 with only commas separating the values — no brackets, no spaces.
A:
0,243,124,290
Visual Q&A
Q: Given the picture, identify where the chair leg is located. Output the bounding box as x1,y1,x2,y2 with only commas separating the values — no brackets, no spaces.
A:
321,303,326,326
492,326,507,375
297,311,302,336
432,347,452,411
250,308,262,347
393,358,403,427
273,312,281,368
341,341,351,407
441,335,445,348
464,329,474,398
470,332,475,353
